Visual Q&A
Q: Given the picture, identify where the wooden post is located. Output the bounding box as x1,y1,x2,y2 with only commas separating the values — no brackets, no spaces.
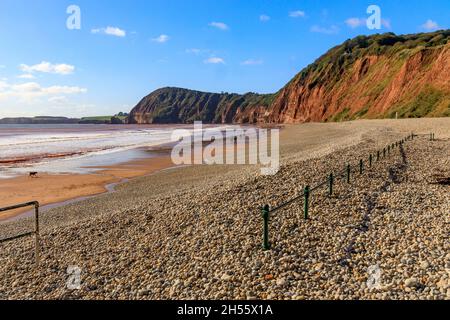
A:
304,186,310,220
329,173,333,197
34,202,40,266
261,205,270,250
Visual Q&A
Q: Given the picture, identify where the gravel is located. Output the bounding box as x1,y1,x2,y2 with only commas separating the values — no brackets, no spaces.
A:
0,118,449,300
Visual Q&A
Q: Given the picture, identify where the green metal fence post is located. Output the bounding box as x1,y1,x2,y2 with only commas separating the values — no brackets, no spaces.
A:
359,159,363,174
261,205,270,250
377,150,380,161
304,186,310,220
346,164,351,183
329,173,333,197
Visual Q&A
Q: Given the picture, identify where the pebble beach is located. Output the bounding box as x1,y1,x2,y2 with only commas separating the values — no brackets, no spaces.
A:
0,118,449,300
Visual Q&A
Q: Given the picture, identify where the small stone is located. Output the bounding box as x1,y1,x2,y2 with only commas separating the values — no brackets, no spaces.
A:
276,278,287,287
314,263,324,271
436,278,448,290
264,274,274,281
221,274,232,281
405,278,419,288
420,261,429,269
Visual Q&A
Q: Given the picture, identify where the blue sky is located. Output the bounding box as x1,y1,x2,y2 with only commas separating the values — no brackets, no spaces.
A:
0,0,448,118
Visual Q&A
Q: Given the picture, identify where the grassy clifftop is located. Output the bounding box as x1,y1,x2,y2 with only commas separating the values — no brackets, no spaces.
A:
129,30,450,124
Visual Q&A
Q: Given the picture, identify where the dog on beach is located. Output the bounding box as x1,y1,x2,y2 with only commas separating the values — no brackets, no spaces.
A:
29,172,38,178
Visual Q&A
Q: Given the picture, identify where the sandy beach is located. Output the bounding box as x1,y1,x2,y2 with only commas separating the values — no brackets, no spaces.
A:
0,154,175,221
0,118,449,300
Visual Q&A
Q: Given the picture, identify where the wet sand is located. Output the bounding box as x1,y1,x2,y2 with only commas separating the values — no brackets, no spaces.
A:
0,155,175,221
0,140,247,221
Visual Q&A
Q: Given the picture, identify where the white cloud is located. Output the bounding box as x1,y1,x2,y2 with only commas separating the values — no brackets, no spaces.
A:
0,80,8,90
152,34,170,43
241,59,263,66
91,26,126,37
260,14,270,22
17,74,35,79
204,57,225,64
421,19,440,31
311,25,340,35
209,22,229,30
289,10,305,18
20,61,75,75
0,79,87,103
43,85,87,94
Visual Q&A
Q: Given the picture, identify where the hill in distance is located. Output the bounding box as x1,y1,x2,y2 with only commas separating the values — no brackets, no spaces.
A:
0,113,129,125
129,30,450,124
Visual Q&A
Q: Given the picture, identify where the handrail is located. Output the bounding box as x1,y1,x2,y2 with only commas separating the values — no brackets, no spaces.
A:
259,132,433,250
0,201,40,265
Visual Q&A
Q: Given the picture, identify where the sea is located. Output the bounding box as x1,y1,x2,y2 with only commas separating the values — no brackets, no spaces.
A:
0,123,234,179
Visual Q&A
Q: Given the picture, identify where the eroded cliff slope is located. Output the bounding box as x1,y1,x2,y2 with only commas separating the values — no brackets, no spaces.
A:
129,31,450,124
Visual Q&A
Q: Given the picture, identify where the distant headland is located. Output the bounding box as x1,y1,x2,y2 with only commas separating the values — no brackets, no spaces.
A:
0,113,129,125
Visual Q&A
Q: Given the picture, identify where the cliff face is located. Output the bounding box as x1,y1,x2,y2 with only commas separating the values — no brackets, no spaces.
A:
129,31,450,124
128,87,273,124
269,32,450,123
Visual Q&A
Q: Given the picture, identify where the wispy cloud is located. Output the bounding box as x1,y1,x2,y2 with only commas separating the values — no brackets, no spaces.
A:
185,48,213,57
345,17,391,29
204,57,225,64
260,14,270,22
91,26,126,37
310,25,339,35
186,48,202,55
241,59,263,66
152,34,170,43
17,74,35,79
289,10,305,18
0,79,86,103
421,19,440,31
345,18,366,28
209,22,229,30
48,96,69,104
19,61,75,75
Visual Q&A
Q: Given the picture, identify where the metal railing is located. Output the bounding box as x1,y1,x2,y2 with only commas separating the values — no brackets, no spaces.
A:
260,132,435,250
0,201,40,265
